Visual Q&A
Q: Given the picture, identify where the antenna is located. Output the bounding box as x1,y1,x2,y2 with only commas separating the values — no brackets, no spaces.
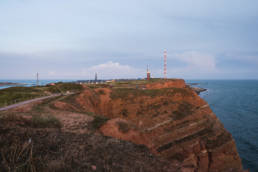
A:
36,72,39,86
95,72,97,81
164,50,167,79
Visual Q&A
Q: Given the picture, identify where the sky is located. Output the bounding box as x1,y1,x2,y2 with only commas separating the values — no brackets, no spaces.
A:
0,0,258,80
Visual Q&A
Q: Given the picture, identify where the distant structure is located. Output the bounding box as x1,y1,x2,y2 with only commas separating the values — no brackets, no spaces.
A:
147,65,151,80
95,72,98,81
36,72,39,86
164,50,167,79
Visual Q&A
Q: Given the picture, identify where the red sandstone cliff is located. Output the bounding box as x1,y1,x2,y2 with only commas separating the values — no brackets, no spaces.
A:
71,79,244,172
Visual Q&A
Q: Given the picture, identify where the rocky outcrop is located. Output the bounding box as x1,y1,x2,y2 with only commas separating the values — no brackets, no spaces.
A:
191,87,207,95
72,79,244,172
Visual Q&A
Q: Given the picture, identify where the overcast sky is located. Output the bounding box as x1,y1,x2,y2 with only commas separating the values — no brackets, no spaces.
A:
1,0,258,80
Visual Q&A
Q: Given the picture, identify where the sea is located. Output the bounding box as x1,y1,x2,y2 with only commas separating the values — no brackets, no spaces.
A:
187,80,258,172
0,79,75,90
0,79,257,171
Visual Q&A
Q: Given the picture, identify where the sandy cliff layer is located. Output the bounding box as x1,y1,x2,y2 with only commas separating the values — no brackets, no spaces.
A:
70,80,244,172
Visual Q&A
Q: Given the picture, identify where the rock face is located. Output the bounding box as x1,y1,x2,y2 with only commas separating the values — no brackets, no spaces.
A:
73,79,244,172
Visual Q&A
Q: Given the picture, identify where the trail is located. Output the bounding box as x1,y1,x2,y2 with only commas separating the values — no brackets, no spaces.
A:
0,94,62,111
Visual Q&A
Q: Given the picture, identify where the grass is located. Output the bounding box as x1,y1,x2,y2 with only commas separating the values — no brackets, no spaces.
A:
0,83,83,108
1,140,36,172
30,114,62,128
110,87,192,100
0,113,62,129
0,87,46,107
46,82,83,94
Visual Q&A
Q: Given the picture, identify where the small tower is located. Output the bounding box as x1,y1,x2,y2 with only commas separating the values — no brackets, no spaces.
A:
147,65,151,80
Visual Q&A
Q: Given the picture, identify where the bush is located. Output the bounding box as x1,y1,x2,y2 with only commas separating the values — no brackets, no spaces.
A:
117,121,130,133
91,115,109,129
121,109,128,117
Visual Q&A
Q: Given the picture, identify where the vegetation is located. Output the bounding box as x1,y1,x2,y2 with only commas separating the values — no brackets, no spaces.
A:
171,102,194,120
0,87,45,107
46,82,83,93
117,121,130,133
30,114,62,128
91,115,109,130
0,140,36,172
110,87,192,100
121,109,128,117
0,113,62,128
0,83,82,108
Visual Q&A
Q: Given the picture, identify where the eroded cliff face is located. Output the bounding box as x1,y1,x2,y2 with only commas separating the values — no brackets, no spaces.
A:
68,80,244,172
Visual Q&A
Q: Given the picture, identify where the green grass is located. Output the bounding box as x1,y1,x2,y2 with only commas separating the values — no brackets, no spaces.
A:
0,87,46,107
0,83,83,108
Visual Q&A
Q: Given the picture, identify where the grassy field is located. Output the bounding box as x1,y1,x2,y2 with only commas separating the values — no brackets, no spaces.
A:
0,83,83,108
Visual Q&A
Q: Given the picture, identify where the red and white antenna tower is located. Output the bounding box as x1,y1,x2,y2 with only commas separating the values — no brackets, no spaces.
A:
164,50,167,79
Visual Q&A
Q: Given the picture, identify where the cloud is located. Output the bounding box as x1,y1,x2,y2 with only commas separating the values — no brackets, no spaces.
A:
173,51,216,71
81,61,144,79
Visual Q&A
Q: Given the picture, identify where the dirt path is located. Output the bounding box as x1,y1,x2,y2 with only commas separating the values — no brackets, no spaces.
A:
0,94,62,111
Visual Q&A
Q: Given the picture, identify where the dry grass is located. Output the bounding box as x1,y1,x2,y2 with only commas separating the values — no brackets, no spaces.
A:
1,140,36,172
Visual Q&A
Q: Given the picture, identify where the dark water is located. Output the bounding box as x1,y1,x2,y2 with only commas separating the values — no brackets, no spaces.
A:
187,80,258,172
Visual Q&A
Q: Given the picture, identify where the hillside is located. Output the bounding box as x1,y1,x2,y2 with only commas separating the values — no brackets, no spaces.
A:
0,79,245,171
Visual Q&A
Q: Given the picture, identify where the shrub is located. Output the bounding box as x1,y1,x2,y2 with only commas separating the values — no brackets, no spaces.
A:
121,109,128,117
91,115,109,129
98,89,105,95
117,121,130,133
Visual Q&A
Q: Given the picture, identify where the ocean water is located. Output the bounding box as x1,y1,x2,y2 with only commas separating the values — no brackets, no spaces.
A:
0,79,75,90
187,80,258,172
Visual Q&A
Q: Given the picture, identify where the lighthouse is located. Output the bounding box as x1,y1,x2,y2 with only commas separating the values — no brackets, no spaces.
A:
147,65,151,80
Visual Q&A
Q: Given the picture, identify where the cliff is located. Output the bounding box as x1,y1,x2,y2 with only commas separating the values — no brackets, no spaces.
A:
0,79,244,171
71,79,244,172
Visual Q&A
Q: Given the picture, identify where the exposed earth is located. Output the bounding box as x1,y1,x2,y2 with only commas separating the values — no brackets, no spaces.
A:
0,79,245,171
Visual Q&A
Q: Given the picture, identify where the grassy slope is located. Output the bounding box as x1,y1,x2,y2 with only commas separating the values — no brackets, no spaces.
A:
0,83,83,107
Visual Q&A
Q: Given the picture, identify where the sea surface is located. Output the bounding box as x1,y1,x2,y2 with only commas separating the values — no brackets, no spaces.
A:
0,79,75,90
187,80,258,172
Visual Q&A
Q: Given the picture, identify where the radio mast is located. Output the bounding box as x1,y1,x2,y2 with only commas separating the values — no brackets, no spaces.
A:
36,72,39,86
164,50,167,79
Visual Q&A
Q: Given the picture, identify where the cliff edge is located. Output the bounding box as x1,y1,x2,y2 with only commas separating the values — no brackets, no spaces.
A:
75,79,244,172
0,79,244,171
